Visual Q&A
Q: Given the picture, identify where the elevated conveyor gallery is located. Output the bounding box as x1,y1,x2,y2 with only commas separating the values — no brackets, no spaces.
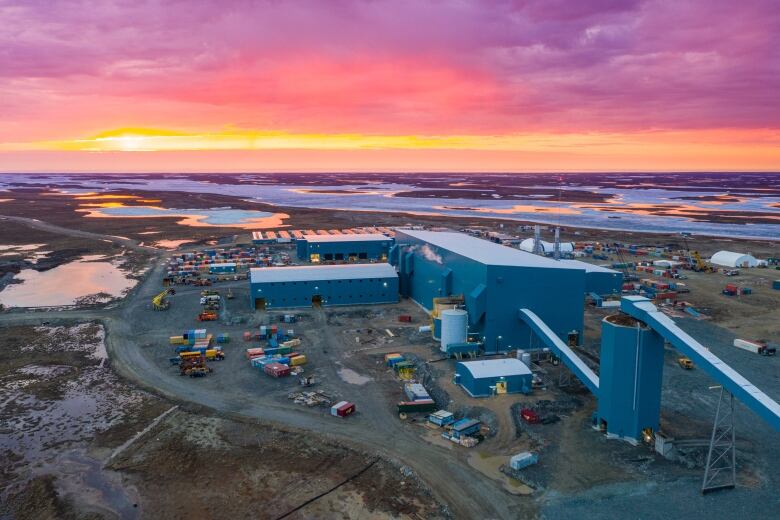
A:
518,308,599,394
520,297,780,442
620,296,780,431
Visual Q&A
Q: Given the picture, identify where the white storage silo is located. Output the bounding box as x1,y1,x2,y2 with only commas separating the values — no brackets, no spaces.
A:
440,309,468,352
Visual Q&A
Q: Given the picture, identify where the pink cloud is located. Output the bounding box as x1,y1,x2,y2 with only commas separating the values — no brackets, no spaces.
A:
0,0,779,141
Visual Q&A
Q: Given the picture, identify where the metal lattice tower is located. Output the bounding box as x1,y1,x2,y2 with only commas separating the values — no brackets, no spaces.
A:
702,387,736,494
532,224,543,255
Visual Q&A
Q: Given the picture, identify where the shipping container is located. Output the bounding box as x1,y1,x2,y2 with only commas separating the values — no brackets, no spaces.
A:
428,410,455,427
331,401,356,417
733,339,776,356
404,383,430,401
245,348,265,359
289,355,307,366
264,362,291,377
510,452,539,470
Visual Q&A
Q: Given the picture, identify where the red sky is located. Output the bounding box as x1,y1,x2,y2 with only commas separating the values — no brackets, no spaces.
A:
1,0,779,172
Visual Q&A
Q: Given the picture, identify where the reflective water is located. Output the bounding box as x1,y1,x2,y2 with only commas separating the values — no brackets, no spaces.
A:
77,204,289,229
0,257,135,307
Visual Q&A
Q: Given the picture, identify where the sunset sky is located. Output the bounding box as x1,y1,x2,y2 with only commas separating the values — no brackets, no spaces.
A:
1,0,779,172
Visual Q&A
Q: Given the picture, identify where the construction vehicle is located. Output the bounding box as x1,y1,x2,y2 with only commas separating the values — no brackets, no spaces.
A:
179,355,212,377
198,311,218,321
152,288,175,311
678,356,694,369
680,236,713,272
201,289,219,297
204,349,225,361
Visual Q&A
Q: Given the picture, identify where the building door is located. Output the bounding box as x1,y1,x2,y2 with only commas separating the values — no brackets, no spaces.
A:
495,380,507,394
254,298,266,310
311,295,323,308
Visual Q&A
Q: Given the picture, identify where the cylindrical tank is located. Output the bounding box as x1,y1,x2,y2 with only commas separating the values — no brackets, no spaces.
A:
440,309,468,352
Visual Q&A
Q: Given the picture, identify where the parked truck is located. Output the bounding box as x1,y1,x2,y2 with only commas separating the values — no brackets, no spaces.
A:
733,339,776,356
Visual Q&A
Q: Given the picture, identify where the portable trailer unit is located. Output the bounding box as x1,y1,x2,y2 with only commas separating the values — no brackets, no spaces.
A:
404,383,430,401
331,401,356,417
428,410,455,427
450,418,481,439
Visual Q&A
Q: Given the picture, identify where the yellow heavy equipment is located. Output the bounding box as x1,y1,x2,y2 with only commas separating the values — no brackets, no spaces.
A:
152,288,175,310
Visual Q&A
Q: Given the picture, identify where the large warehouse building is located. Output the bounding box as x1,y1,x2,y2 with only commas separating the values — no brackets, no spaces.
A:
249,263,398,309
392,230,613,353
296,234,393,263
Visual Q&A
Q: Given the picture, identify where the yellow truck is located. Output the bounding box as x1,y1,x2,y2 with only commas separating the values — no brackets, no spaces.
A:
205,349,225,361
678,356,694,370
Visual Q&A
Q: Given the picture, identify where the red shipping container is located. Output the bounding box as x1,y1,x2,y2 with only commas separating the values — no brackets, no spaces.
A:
331,401,356,417
725,284,738,292
245,348,264,359
264,362,290,377
398,315,412,323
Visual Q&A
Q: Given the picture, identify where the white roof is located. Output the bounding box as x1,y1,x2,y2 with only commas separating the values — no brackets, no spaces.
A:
301,233,390,243
250,263,397,283
558,259,620,274
397,230,579,269
519,238,574,253
458,358,531,379
710,250,757,267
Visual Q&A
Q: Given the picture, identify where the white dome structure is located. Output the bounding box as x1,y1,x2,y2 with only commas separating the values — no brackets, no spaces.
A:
519,238,574,255
709,251,758,268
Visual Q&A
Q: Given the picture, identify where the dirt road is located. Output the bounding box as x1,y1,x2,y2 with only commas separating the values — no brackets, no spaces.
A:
1,253,524,518
0,214,159,253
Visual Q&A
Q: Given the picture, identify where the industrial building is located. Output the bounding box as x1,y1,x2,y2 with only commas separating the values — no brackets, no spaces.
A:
296,233,393,263
710,250,758,268
559,260,623,295
392,230,593,353
455,358,532,397
249,263,398,309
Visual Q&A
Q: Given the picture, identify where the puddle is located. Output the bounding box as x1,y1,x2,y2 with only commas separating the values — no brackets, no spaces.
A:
0,257,135,307
77,204,289,229
34,450,140,519
467,452,534,495
153,239,193,249
337,367,372,385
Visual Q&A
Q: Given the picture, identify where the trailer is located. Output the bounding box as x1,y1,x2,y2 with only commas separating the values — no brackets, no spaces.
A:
331,401,356,417
733,339,776,356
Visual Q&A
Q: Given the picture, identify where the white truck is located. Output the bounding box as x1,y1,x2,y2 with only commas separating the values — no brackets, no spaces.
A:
733,339,776,356
199,295,221,305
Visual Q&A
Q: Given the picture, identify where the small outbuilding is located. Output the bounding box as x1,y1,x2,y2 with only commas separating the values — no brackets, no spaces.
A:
455,358,532,397
710,251,758,268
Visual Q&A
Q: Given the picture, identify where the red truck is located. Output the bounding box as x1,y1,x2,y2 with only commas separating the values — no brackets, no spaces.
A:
520,408,540,424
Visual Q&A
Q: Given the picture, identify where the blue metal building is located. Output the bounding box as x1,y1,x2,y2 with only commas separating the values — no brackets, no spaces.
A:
560,260,623,295
393,230,588,353
455,358,532,397
296,234,393,262
249,263,398,309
